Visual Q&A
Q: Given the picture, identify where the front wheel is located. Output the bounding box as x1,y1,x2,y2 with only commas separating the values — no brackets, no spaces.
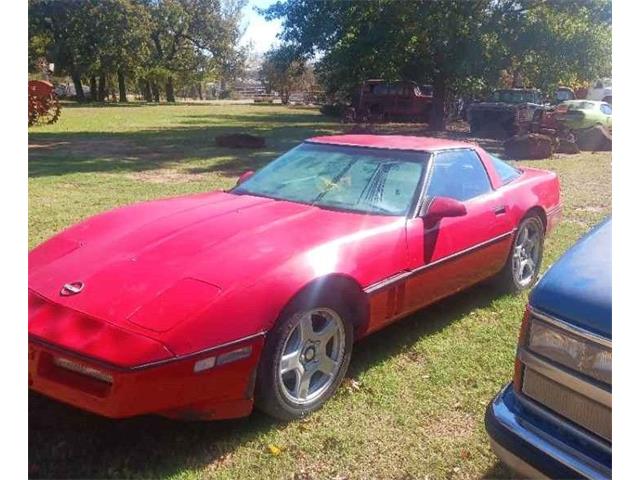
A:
496,215,545,292
255,295,353,421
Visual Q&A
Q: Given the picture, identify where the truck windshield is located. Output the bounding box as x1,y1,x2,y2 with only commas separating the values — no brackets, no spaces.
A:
232,143,427,216
489,90,540,104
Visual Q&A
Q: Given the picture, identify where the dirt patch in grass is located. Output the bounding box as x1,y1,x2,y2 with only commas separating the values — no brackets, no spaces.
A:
422,410,476,440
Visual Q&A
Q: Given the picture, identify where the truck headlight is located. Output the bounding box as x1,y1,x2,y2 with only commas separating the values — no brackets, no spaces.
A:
528,318,611,385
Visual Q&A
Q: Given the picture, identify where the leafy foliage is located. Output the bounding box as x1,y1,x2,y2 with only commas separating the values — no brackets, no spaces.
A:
259,44,310,104
28,0,247,102
263,0,611,129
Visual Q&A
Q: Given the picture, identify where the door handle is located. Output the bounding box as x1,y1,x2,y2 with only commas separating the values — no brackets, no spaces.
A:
494,205,507,215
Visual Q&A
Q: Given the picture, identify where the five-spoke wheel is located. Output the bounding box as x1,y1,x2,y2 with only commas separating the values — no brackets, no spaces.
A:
278,308,346,405
512,217,543,287
497,214,545,292
255,295,353,420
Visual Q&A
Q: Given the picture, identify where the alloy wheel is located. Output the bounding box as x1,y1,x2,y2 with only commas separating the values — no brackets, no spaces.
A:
512,218,543,287
277,308,346,405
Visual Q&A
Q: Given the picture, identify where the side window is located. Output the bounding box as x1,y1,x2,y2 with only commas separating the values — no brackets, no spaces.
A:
488,154,522,184
600,104,612,115
426,150,492,202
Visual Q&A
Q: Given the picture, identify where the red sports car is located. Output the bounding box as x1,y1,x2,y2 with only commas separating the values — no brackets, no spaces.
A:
28,135,561,421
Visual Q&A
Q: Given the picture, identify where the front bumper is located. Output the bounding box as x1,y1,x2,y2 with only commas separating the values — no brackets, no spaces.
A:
485,383,611,479
28,334,265,420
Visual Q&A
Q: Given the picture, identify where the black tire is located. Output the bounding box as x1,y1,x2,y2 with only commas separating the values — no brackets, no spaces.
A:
495,214,545,293
254,290,354,421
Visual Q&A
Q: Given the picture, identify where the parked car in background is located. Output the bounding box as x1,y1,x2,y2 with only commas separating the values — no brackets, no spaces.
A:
555,100,612,132
29,135,561,422
352,79,433,122
467,88,545,136
485,218,611,479
587,78,612,104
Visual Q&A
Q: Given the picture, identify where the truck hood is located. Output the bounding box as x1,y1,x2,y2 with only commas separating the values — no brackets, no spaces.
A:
530,218,611,339
29,191,398,333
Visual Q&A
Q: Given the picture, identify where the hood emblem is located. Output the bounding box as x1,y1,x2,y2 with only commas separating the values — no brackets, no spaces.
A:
60,281,84,296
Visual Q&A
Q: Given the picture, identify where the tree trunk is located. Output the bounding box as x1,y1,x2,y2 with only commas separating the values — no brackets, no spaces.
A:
197,82,203,100
151,82,160,102
429,73,447,131
72,73,85,102
98,74,106,102
117,69,128,102
90,76,98,102
280,88,290,105
143,79,153,102
166,76,175,102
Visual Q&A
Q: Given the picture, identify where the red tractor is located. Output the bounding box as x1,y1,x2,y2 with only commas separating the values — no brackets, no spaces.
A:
28,80,61,127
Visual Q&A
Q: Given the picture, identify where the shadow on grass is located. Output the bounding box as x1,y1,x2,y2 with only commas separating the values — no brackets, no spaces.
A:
28,123,340,178
58,101,265,109
28,281,510,480
348,281,505,378
29,108,506,180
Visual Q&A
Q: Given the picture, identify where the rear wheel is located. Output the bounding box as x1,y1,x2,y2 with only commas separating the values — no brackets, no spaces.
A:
496,215,545,292
255,293,353,421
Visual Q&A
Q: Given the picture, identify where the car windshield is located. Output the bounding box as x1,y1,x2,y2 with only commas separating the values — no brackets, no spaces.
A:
489,90,539,104
232,143,427,216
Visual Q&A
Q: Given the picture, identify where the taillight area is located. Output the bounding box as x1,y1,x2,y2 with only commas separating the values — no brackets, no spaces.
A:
513,306,532,392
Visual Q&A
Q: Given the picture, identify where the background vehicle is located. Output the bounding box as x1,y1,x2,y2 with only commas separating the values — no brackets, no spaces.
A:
587,78,612,104
556,100,612,131
351,79,433,122
28,135,561,422
485,219,611,479
467,88,544,136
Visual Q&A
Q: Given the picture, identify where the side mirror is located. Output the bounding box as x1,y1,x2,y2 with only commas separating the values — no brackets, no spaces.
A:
421,196,467,220
236,170,255,186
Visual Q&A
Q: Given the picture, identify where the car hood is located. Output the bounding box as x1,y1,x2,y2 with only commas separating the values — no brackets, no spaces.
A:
530,218,611,339
29,191,400,334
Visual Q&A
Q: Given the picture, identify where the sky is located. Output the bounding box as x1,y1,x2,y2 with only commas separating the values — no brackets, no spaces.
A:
240,0,283,55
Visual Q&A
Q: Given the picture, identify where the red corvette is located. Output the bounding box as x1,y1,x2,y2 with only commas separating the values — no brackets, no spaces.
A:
28,135,561,421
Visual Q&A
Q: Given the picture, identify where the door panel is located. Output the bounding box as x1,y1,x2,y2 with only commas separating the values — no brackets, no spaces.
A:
402,149,513,312
403,194,512,312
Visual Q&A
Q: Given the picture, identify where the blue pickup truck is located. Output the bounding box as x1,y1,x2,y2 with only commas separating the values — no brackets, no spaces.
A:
485,219,612,479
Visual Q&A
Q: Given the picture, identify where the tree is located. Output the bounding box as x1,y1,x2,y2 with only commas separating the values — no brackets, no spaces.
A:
91,0,152,102
263,0,611,130
29,0,99,101
145,0,246,102
259,44,306,104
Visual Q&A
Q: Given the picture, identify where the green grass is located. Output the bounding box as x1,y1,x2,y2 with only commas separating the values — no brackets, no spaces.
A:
28,103,611,479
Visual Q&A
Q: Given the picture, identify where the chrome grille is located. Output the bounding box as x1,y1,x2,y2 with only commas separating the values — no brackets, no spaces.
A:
523,367,611,442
